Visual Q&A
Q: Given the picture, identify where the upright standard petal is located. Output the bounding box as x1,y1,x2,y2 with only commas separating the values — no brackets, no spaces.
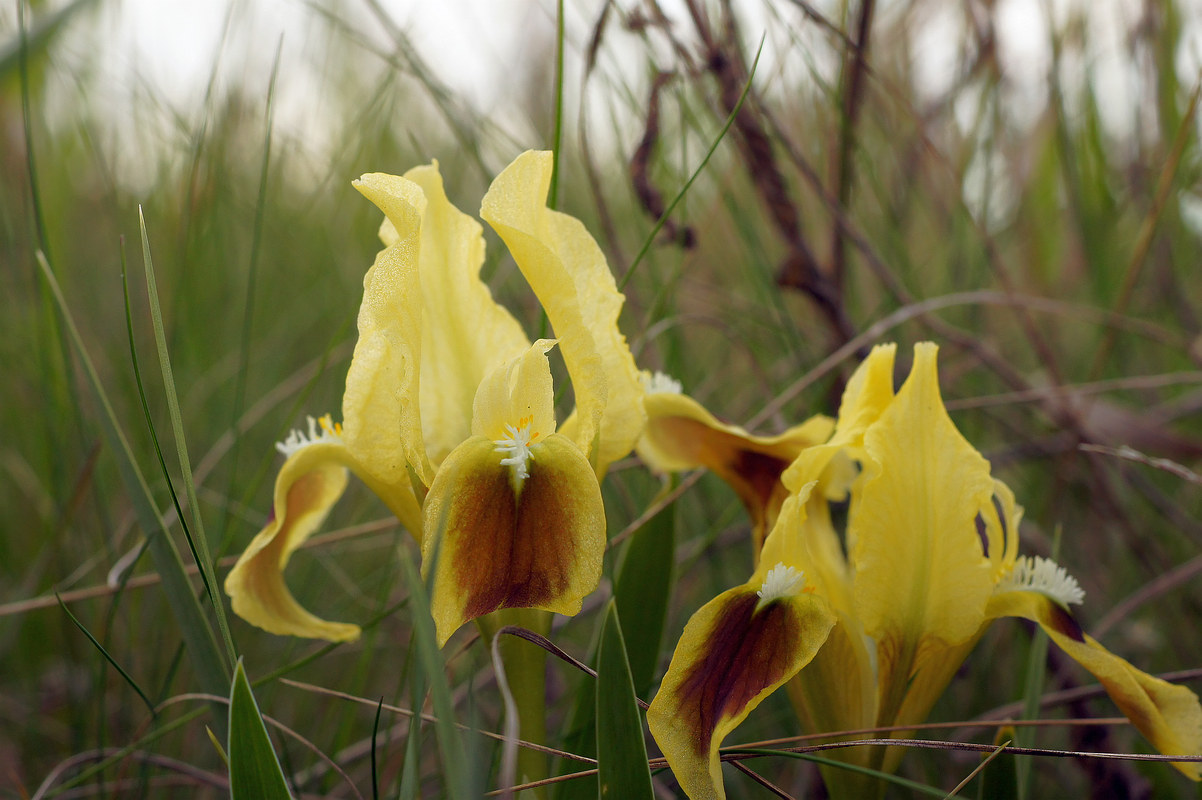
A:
421,344,605,646
481,150,645,475
403,162,531,467
850,343,995,719
989,588,1202,779
649,550,835,800
638,389,833,550
350,172,434,486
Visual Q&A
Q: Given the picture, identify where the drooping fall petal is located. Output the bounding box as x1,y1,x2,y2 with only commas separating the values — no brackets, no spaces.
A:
480,150,645,475
988,589,1202,779
421,433,604,646
225,440,355,642
638,390,833,549
649,570,835,800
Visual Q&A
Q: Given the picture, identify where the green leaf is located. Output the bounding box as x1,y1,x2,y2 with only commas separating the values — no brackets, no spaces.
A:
613,494,675,697
559,492,675,800
228,659,293,799
396,545,472,800
595,601,653,800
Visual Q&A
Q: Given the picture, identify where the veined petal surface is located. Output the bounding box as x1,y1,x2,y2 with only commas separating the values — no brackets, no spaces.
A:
481,150,645,475
851,343,994,707
403,162,531,466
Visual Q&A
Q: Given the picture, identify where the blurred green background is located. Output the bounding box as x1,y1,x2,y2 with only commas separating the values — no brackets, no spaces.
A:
4,0,1202,796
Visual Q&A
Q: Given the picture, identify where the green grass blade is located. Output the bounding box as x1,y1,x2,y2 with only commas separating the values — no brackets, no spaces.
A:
228,658,293,799
138,208,238,666
396,545,471,800
56,594,156,716
619,36,766,291
595,601,654,800
547,0,565,210
613,492,675,697
1015,524,1062,799
35,251,230,717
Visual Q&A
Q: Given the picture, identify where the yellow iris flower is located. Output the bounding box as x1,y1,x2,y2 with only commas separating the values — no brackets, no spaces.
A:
224,151,644,647
648,342,1202,799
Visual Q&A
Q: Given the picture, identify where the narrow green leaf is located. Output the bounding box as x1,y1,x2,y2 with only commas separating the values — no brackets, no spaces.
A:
595,601,653,800
56,594,156,715
619,36,766,290
396,545,471,800
559,492,675,800
228,658,293,799
1015,524,1061,799
613,493,675,697
370,696,384,800
35,252,230,722
976,728,1017,800
139,209,238,665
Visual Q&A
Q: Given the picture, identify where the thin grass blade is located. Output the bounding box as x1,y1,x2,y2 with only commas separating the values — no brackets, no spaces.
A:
35,252,230,724
138,208,238,665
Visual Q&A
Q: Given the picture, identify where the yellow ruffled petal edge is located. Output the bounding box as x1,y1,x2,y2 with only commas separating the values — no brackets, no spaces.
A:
350,172,433,486
421,433,604,647
481,150,645,476
988,590,1202,779
225,442,359,642
648,582,835,800
403,161,532,467
639,392,833,549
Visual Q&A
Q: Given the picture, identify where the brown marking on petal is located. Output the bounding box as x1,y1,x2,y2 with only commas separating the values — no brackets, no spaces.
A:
675,592,802,756
450,452,586,622
974,512,988,558
651,417,792,542
991,495,1008,555
1044,597,1086,642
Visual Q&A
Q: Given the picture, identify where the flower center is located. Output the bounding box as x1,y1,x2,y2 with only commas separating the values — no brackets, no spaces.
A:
494,416,540,483
276,414,343,457
755,562,806,611
996,555,1085,608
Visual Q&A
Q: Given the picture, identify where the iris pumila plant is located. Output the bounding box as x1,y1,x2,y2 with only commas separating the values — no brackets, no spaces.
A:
223,151,644,777
646,342,1202,799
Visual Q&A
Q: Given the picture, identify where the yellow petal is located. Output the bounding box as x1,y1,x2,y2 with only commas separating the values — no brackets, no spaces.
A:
421,433,604,647
988,590,1202,779
224,442,359,642
480,150,645,475
471,339,558,441
648,581,835,800
350,172,433,485
404,162,532,466
781,343,896,495
851,343,995,715
638,391,833,550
